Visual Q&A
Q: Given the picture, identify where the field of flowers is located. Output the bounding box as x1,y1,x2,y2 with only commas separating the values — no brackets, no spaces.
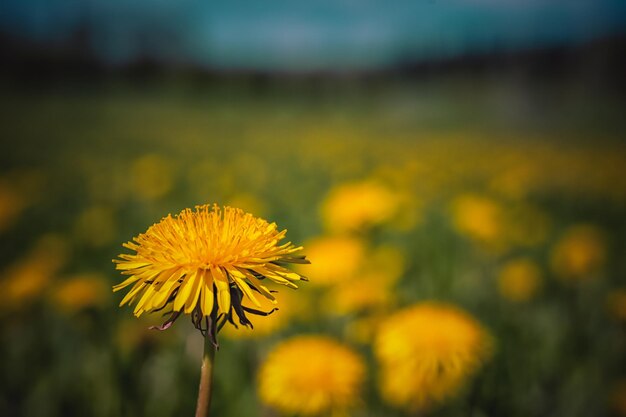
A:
0,82,625,417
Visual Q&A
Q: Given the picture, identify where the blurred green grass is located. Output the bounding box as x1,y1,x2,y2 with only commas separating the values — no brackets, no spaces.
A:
0,80,625,417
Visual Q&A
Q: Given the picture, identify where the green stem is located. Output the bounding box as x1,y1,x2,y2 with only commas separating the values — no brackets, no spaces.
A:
195,334,216,417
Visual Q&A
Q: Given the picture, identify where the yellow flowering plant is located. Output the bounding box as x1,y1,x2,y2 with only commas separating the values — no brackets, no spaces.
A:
113,204,308,417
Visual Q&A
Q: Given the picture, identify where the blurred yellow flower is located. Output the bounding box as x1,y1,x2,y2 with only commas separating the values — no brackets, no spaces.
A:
0,235,68,310
113,204,308,341
0,180,25,232
0,171,41,233
607,289,626,321
323,244,403,315
497,258,542,302
51,273,109,313
258,335,365,416
302,236,364,286
326,273,394,315
550,224,607,281
131,154,174,200
450,194,504,248
320,181,399,233
375,302,493,411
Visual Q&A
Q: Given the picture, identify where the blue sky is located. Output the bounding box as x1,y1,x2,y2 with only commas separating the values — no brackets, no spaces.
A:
1,0,625,70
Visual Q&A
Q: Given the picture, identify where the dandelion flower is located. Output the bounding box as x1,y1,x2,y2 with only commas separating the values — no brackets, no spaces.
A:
375,302,493,412
550,224,607,281
0,180,26,232
321,181,399,233
52,273,109,313
450,193,504,247
0,234,68,310
301,236,364,286
325,274,394,315
497,258,542,302
0,171,41,233
113,204,308,344
258,335,365,416
323,245,403,315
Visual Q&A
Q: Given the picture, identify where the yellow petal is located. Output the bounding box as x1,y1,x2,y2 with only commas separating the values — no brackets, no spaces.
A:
211,266,231,314
184,270,203,314
200,270,215,316
133,284,158,315
119,281,146,306
253,266,298,289
265,263,303,281
240,269,276,303
114,261,151,270
173,271,197,312
150,278,179,310
112,274,142,292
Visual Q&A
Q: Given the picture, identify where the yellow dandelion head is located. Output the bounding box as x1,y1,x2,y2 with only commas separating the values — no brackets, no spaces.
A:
321,244,402,315
375,302,493,412
550,224,607,281
321,180,399,233
325,274,394,315
0,234,68,310
113,204,308,343
497,258,542,303
258,335,365,416
51,273,109,313
301,236,364,286
0,170,41,233
0,180,26,232
450,193,504,247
